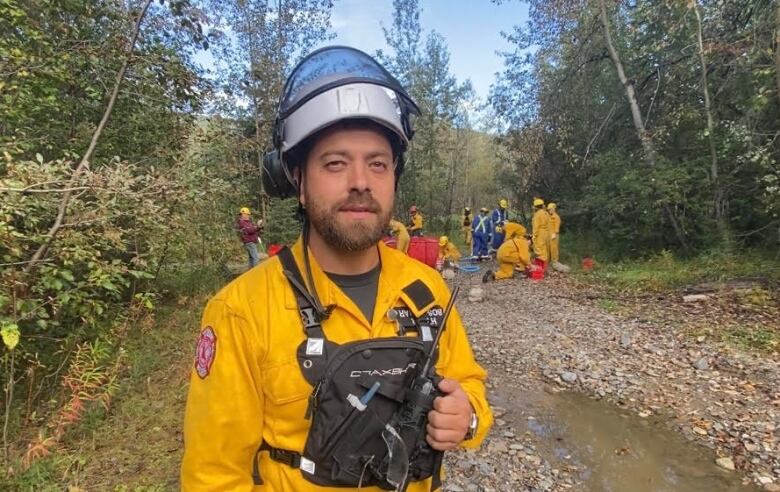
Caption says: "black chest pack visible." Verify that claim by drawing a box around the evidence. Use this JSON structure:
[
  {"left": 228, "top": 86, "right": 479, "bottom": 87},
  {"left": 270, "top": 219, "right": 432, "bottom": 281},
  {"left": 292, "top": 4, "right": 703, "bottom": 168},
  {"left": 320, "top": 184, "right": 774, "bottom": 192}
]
[{"left": 253, "top": 247, "right": 457, "bottom": 491}]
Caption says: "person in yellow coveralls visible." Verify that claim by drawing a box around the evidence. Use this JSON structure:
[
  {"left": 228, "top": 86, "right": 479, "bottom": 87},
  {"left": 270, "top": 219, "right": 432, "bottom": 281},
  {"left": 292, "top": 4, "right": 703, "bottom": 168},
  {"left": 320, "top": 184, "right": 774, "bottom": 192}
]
[
  {"left": 388, "top": 218, "right": 410, "bottom": 254},
  {"left": 461, "top": 207, "right": 473, "bottom": 249},
  {"left": 547, "top": 202, "right": 561, "bottom": 263},
  {"left": 181, "top": 46, "right": 492, "bottom": 492},
  {"left": 531, "top": 198, "right": 551, "bottom": 269},
  {"left": 408, "top": 205, "right": 424, "bottom": 236},
  {"left": 436, "top": 236, "right": 461, "bottom": 271},
  {"left": 502, "top": 221, "right": 526, "bottom": 242},
  {"left": 481, "top": 222, "right": 531, "bottom": 282}
]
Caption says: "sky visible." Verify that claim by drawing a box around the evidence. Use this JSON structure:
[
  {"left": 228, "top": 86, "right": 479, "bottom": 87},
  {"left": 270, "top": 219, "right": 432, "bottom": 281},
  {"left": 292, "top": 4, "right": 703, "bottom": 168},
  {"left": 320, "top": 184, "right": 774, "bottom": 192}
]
[
  {"left": 329, "top": 0, "right": 530, "bottom": 101},
  {"left": 195, "top": 1, "right": 530, "bottom": 104}
]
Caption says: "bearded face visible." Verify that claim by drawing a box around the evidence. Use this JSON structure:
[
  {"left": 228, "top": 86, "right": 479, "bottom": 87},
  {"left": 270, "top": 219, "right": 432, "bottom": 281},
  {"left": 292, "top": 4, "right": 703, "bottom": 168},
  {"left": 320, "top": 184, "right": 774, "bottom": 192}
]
[{"left": 299, "top": 124, "right": 396, "bottom": 252}]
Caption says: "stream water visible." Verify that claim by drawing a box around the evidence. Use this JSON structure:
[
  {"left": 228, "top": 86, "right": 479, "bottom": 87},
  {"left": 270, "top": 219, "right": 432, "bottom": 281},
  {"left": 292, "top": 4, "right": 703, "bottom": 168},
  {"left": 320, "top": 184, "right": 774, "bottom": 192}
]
[{"left": 491, "top": 387, "right": 760, "bottom": 491}]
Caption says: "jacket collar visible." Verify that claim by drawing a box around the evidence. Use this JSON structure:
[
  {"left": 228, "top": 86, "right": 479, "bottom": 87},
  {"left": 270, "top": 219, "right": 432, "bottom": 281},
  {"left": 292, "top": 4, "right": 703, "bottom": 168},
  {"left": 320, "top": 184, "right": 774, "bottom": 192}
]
[{"left": 283, "top": 237, "right": 433, "bottom": 329}]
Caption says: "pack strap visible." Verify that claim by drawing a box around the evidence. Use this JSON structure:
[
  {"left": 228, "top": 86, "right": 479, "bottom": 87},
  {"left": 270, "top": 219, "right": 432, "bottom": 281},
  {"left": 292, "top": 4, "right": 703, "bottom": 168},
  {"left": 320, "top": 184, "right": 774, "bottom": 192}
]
[
  {"left": 252, "top": 441, "right": 302, "bottom": 484},
  {"left": 261, "top": 441, "right": 302, "bottom": 468},
  {"left": 278, "top": 246, "right": 327, "bottom": 340}
]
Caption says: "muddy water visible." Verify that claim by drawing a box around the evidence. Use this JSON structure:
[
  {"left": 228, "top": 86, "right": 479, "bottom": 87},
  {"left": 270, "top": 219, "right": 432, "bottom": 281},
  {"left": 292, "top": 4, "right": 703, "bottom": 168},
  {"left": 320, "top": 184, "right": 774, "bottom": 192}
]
[{"left": 492, "top": 388, "right": 761, "bottom": 492}]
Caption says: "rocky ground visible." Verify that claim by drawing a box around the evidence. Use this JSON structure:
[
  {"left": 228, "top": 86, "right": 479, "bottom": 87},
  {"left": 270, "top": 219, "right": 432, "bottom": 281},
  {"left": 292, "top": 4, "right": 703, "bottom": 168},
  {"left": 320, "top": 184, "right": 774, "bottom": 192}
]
[{"left": 442, "top": 269, "right": 779, "bottom": 492}]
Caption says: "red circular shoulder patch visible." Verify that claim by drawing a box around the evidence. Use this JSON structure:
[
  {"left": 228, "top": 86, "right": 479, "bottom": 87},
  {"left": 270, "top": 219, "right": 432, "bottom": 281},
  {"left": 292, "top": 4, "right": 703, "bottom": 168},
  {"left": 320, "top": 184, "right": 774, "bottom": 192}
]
[{"left": 195, "top": 327, "right": 217, "bottom": 379}]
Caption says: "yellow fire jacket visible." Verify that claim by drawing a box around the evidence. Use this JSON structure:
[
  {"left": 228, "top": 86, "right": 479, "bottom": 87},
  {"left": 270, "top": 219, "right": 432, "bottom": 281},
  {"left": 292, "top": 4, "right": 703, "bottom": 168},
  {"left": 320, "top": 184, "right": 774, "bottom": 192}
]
[
  {"left": 549, "top": 211, "right": 561, "bottom": 236},
  {"left": 409, "top": 213, "right": 423, "bottom": 232},
  {"left": 502, "top": 222, "right": 527, "bottom": 240},
  {"left": 532, "top": 208, "right": 551, "bottom": 262},
  {"left": 181, "top": 238, "right": 492, "bottom": 491},
  {"left": 388, "top": 219, "right": 410, "bottom": 254},
  {"left": 437, "top": 242, "right": 461, "bottom": 263},
  {"left": 497, "top": 237, "right": 531, "bottom": 268}
]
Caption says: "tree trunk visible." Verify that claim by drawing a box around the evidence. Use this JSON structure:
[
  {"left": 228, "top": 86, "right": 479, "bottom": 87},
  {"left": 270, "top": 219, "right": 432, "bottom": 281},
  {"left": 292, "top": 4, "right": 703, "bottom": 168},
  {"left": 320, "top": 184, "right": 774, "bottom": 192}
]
[
  {"left": 693, "top": 0, "right": 730, "bottom": 245},
  {"left": 23, "top": 0, "right": 153, "bottom": 274},
  {"left": 597, "top": 0, "right": 689, "bottom": 251},
  {"left": 598, "top": 0, "right": 655, "bottom": 167},
  {"left": 246, "top": 13, "right": 267, "bottom": 222}
]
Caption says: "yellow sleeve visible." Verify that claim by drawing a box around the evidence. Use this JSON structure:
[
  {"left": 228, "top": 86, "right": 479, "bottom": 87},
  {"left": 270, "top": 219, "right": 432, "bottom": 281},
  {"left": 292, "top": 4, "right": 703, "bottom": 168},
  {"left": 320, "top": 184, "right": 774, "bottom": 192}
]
[
  {"left": 448, "top": 244, "right": 461, "bottom": 262},
  {"left": 181, "top": 299, "right": 265, "bottom": 491},
  {"left": 436, "top": 305, "right": 492, "bottom": 448},
  {"left": 532, "top": 212, "right": 540, "bottom": 239}
]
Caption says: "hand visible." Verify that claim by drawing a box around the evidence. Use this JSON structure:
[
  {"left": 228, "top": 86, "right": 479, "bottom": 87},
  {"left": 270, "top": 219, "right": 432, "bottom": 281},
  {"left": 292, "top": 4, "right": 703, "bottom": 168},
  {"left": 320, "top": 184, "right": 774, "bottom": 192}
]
[
  {"left": 426, "top": 378, "right": 472, "bottom": 450},
  {"left": 551, "top": 233, "right": 557, "bottom": 239}
]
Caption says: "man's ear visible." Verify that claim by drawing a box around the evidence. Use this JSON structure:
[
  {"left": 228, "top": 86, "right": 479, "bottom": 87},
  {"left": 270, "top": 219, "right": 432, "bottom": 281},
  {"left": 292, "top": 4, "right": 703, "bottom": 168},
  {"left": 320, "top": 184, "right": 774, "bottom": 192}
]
[{"left": 293, "top": 167, "right": 304, "bottom": 207}]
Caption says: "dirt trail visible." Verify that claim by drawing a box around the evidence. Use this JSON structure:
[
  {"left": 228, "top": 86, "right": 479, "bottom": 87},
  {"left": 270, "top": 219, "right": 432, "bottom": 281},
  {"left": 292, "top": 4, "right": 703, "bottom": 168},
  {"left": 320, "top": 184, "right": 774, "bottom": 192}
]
[
  {"left": 60, "top": 273, "right": 779, "bottom": 491},
  {"left": 443, "top": 270, "right": 778, "bottom": 491}
]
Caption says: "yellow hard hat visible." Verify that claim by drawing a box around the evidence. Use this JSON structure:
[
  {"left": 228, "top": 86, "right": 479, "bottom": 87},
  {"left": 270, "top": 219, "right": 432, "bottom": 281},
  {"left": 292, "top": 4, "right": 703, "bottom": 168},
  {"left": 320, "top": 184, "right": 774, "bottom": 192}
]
[
  {"left": 533, "top": 198, "right": 544, "bottom": 207},
  {"left": 240, "top": 207, "right": 250, "bottom": 214},
  {"left": 499, "top": 199, "right": 508, "bottom": 208},
  {"left": 547, "top": 202, "right": 557, "bottom": 210},
  {"left": 438, "top": 236, "right": 448, "bottom": 246}
]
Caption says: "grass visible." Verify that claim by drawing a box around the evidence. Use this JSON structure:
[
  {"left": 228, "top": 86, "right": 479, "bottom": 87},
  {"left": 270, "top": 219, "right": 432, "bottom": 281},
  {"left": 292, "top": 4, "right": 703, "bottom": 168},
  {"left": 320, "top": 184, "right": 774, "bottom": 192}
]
[
  {"left": 597, "top": 298, "right": 620, "bottom": 313},
  {"left": 572, "top": 248, "right": 780, "bottom": 292},
  {"left": 1, "top": 272, "right": 222, "bottom": 491},
  {"left": 722, "top": 324, "right": 779, "bottom": 352}
]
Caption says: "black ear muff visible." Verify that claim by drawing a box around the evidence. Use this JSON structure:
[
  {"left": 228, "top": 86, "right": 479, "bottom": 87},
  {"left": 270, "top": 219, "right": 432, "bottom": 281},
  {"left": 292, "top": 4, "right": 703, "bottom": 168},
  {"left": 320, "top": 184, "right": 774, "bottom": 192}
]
[{"left": 262, "top": 150, "right": 297, "bottom": 199}]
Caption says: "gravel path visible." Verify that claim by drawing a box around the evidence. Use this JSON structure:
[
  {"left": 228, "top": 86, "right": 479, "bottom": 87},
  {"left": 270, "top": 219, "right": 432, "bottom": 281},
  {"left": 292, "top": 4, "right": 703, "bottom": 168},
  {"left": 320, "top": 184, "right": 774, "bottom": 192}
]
[{"left": 442, "top": 270, "right": 779, "bottom": 491}]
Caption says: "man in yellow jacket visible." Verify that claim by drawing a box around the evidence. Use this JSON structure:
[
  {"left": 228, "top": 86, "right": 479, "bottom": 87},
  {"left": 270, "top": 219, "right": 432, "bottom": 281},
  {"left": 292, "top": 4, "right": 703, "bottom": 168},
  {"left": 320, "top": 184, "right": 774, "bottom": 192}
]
[
  {"left": 502, "top": 221, "right": 527, "bottom": 242},
  {"left": 482, "top": 234, "right": 532, "bottom": 282},
  {"left": 408, "top": 205, "right": 424, "bottom": 236},
  {"left": 182, "top": 46, "right": 491, "bottom": 491},
  {"left": 547, "top": 202, "right": 561, "bottom": 263},
  {"left": 436, "top": 235, "right": 461, "bottom": 271},
  {"left": 388, "top": 218, "right": 410, "bottom": 254},
  {"left": 532, "top": 198, "right": 550, "bottom": 268}
]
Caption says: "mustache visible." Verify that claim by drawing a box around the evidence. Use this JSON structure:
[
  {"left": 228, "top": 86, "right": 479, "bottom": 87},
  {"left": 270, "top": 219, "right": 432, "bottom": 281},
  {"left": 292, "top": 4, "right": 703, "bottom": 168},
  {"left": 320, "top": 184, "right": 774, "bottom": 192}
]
[{"left": 336, "top": 192, "right": 381, "bottom": 213}]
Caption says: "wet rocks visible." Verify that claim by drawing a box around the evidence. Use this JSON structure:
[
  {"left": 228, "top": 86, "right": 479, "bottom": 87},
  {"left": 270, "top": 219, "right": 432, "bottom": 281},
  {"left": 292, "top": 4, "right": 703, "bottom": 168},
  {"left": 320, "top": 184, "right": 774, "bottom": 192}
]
[
  {"left": 559, "top": 371, "right": 578, "bottom": 383},
  {"left": 450, "top": 272, "right": 779, "bottom": 489},
  {"left": 468, "top": 287, "right": 484, "bottom": 302},
  {"left": 620, "top": 332, "right": 633, "bottom": 348},
  {"left": 717, "top": 456, "right": 736, "bottom": 471},
  {"left": 694, "top": 357, "right": 710, "bottom": 371}
]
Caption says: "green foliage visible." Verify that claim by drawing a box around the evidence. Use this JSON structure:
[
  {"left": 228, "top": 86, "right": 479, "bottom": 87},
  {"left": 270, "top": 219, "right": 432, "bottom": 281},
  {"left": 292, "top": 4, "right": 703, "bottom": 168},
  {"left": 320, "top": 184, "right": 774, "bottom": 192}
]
[
  {"left": 580, "top": 248, "right": 780, "bottom": 292},
  {"left": 264, "top": 198, "right": 301, "bottom": 245},
  {"left": 491, "top": 0, "right": 780, "bottom": 255}
]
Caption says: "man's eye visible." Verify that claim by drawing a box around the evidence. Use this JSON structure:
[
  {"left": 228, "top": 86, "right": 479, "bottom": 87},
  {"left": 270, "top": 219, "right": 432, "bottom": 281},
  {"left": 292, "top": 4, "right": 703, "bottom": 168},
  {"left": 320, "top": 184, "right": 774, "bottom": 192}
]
[
  {"left": 370, "top": 161, "right": 390, "bottom": 171},
  {"left": 325, "top": 161, "right": 346, "bottom": 170}
]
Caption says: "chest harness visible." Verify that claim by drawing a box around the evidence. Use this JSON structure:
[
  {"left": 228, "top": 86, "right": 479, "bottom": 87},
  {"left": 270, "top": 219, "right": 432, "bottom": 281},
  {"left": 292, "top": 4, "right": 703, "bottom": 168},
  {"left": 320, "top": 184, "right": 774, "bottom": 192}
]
[{"left": 253, "top": 247, "right": 454, "bottom": 491}]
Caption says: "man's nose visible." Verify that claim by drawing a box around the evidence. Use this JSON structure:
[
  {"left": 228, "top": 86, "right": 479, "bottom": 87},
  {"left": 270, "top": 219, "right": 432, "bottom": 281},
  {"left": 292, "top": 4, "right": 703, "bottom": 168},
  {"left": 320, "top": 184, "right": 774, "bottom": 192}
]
[{"left": 346, "top": 162, "right": 370, "bottom": 191}]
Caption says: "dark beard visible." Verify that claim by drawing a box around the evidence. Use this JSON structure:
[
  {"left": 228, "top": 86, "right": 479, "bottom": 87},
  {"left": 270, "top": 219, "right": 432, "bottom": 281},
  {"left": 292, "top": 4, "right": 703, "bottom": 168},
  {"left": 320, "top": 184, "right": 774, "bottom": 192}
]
[{"left": 305, "top": 190, "right": 392, "bottom": 252}]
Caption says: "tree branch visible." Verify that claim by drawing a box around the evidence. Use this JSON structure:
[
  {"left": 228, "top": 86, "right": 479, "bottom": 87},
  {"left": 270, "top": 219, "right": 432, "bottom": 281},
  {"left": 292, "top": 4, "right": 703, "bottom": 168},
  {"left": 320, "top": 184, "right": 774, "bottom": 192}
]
[{"left": 23, "top": 0, "right": 154, "bottom": 274}]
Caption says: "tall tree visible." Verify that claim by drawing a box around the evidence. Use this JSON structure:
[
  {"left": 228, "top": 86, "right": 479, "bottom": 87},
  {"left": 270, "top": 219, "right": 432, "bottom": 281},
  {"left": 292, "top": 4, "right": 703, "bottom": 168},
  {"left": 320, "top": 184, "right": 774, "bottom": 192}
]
[{"left": 208, "top": 0, "right": 334, "bottom": 218}]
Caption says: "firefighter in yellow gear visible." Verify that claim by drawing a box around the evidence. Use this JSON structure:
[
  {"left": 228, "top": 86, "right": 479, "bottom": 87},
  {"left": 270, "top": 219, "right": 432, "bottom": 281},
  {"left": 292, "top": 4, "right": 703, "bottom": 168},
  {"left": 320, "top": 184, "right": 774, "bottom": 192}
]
[
  {"left": 495, "top": 235, "right": 532, "bottom": 280},
  {"left": 408, "top": 205, "right": 424, "bottom": 236},
  {"left": 182, "top": 46, "right": 491, "bottom": 491},
  {"left": 547, "top": 202, "right": 561, "bottom": 263},
  {"left": 389, "top": 218, "right": 410, "bottom": 254},
  {"left": 532, "top": 198, "right": 550, "bottom": 264},
  {"left": 182, "top": 241, "right": 492, "bottom": 490},
  {"left": 437, "top": 236, "right": 461, "bottom": 270},
  {"left": 502, "top": 221, "right": 527, "bottom": 241},
  {"left": 462, "top": 207, "right": 473, "bottom": 248}
]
